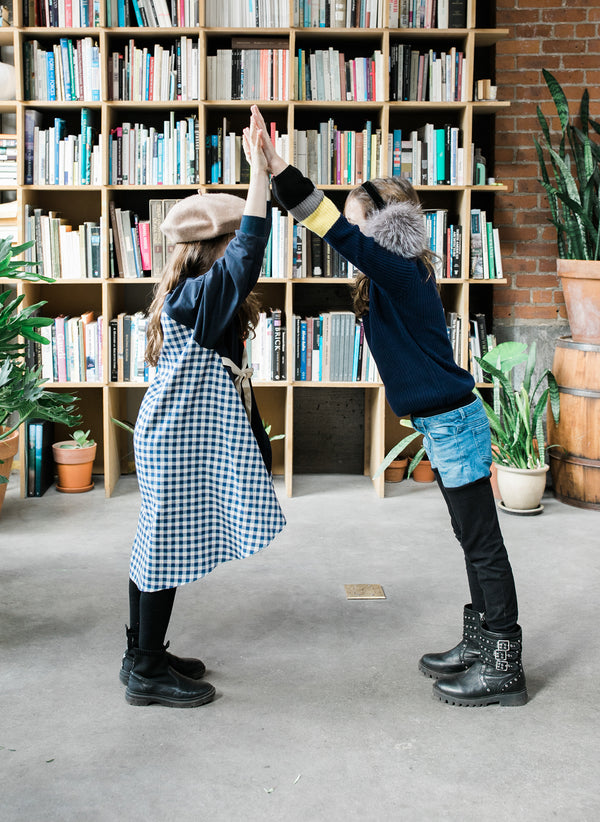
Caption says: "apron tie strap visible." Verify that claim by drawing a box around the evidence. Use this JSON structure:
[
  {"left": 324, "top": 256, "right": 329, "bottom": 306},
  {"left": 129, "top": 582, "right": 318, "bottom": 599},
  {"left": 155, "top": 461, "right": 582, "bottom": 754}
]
[{"left": 221, "top": 348, "right": 254, "bottom": 422}]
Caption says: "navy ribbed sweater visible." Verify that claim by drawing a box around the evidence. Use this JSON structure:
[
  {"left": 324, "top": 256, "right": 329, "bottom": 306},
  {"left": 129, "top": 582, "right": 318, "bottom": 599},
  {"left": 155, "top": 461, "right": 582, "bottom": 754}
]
[{"left": 272, "top": 165, "right": 474, "bottom": 417}]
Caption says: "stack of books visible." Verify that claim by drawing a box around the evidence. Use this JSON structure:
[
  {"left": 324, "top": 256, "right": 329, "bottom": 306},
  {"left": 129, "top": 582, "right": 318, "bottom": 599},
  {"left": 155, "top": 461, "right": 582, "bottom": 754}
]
[
  {"left": 295, "top": 48, "right": 385, "bottom": 101},
  {"left": 206, "top": 0, "right": 288, "bottom": 26},
  {"left": 24, "top": 109, "right": 101, "bottom": 186},
  {"left": 206, "top": 44, "right": 289, "bottom": 101},
  {"left": 109, "top": 37, "right": 200, "bottom": 101},
  {"left": 469, "top": 209, "right": 504, "bottom": 280},
  {"left": 24, "top": 205, "right": 103, "bottom": 279},
  {"left": 292, "top": 312, "right": 379, "bottom": 382},
  {"left": 24, "top": 38, "right": 101, "bottom": 102},
  {"left": 294, "top": 0, "right": 384, "bottom": 27},
  {"left": 293, "top": 120, "right": 383, "bottom": 185},
  {"left": 247, "top": 309, "right": 287, "bottom": 382},
  {"left": 28, "top": 312, "right": 104, "bottom": 384},
  {"left": 0, "top": 134, "right": 17, "bottom": 185}
]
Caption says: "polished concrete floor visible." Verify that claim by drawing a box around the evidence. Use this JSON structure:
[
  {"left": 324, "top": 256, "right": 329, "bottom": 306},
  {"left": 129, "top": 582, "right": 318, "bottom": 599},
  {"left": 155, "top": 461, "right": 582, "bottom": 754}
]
[{"left": 1, "top": 473, "right": 598, "bottom": 821}]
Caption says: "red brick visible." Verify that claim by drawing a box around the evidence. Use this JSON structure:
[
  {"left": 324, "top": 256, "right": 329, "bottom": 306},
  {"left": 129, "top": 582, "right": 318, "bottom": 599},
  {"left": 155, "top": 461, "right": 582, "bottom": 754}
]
[
  {"left": 500, "top": 40, "right": 541, "bottom": 55},
  {"left": 575, "top": 24, "right": 597, "bottom": 38},
  {"left": 515, "top": 305, "right": 560, "bottom": 320},
  {"left": 493, "top": 305, "right": 514, "bottom": 319},
  {"left": 558, "top": 305, "right": 568, "bottom": 319},
  {"left": 553, "top": 291, "right": 565, "bottom": 304},
  {"left": 515, "top": 274, "right": 559, "bottom": 288},
  {"left": 532, "top": 289, "right": 553, "bottom": 303},
  {"left": 495, "top": 289, "right": 528, "bottom": 305}
]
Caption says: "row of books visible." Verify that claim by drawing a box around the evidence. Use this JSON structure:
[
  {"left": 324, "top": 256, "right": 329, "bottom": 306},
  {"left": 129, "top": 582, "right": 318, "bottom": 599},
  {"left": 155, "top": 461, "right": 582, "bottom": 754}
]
[
  {"left": 30, "top": 311, "right": 104, "bottom": 383},
  {"left": 24, "top": 38, "right": 101, "bottom": 102},
  {"left": 423, "top": 210, "right": 463, "bottom": 280},
  {"left": 106, "top": 0, "right": 198, "bottom": 27},
  {"left": 108, "top": 115, "right": 199, "bottom": 186},
  {"left": 294, "top": 0, "right": 384, "bottom": 28},
  {"left": 0, "top": 201, "right": 18, "bottom": 242},
  {"left": 205, "top": 123, "right": 288, "bottom": 185},
  {"left": 247, "top": 309, "right": 287, "bottom": 382},
  {"left": 24, "top": 109, "right": 101, "bottom": 186},
  {"left": 109, "top": 37, "right": 200, "bottom": 102},
  {"left": 260, "top": 208, "right": 289, "bottom": 279},
  {"left": 206, "top": 0, "right": 288, "bottom": 27},
  {"left": 390, "top": 45, "right": 466, "bottom": 103},
  {"left": 24, "top": 205, "right": 103, "bottom": 279},
  {"left": 293, "top": 121, "right": 384, "bottom": 185},
  {"left": 292, "top": 312, "right": 380, "bottom": 382},
  {"left": 469, "top": 208, "right": 504, "bottom": 280},
  {"left": 403, "top": 123, "right": 464, "bottom": 186},
  {"left": 469, "top": 313, "right": 496, "bottom": 383},
  {"left": 295, "top": 48, "right": 385, "bottom": 102},
  {"left": 445, "top": 310, "right": 462, "bottom": 365},
  {"left": 0, "top": 134, "right": 17, "bottom": 184},
  {"left": 109, "top": 203, "right": 151, "bottom": 278},
  {"left": 292, "top": 227, "right": 352, "bottom": 278},
  {"left": 23, "top": 0, "right": 100, "bottom": 26},
  {"left": 206, "top": 47, "right": 289, "bottom": 102},
  {"left": 390, "top": 0, "right": 467, "bottom": 29},
  {"left": 25, "top": 419, "right": 55, "bottom": 498}
]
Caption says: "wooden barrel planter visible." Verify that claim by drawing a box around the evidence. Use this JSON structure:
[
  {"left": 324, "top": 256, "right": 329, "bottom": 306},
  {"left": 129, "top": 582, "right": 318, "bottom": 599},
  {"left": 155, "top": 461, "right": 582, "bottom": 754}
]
[{"left": 547, "top": 337, "right": 600, "bottom": 510}]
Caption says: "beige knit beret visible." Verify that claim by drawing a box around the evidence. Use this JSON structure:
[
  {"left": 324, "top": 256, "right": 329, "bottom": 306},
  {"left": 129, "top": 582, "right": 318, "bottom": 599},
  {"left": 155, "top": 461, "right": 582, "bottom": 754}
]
[{"left": 160, "top": 192, "right": 246, "bottom": 243}]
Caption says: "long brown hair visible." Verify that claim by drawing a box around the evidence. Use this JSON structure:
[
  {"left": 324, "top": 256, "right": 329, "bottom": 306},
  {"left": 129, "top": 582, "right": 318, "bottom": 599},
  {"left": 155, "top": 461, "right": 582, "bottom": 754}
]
[
  {"left": 346, "top": 177, "right": 436, "bottom": 317},
  {"left": 145, "top": 236, "right": 261, "bottom": 367}
]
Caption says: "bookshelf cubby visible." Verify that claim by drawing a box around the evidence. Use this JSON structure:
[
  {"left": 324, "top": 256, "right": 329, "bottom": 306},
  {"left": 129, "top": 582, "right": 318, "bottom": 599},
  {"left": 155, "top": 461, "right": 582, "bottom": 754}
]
[{"left": 0, "top": 0, "right": 508, "bottom": 498}]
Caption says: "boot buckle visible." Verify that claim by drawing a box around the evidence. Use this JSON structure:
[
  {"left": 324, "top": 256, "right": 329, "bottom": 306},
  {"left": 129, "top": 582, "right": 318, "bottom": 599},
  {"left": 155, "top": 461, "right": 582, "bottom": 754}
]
[{"left": 495, "top": 659, "right": 509, "bottom": 671}]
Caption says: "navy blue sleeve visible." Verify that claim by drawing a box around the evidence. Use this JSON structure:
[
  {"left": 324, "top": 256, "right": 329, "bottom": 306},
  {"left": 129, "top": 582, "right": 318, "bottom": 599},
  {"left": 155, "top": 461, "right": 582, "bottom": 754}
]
[
  {"left": 163, "top": 212, "right": 270, "bottom": 349},
  {"left": 324, "top": 216, "right": 423, "bottom": 296}
]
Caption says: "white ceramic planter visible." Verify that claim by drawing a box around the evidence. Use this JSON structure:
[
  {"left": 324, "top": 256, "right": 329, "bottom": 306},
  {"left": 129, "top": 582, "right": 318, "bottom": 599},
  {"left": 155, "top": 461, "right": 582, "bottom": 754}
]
[{"left": 496, "top": 463, "right": 549, "bottom": 511}]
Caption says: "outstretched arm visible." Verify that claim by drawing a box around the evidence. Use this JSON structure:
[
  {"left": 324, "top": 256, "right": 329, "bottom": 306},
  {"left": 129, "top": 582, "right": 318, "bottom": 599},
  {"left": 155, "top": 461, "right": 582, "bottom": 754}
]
[{"left": 251, "top": 105, "right": 289, "bottom": 176}]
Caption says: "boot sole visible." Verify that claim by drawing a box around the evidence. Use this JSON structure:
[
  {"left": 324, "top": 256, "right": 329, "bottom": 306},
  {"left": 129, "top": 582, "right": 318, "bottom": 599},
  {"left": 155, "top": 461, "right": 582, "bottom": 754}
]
[
  {"left": 125, "top": 684, "right": 216, "bottom": 708},
  {"left": 418, "top": 661, "right": 471, "bottom": 680},
  {"left": 433, "top": 688, "right": 528, "bottom": 707}
]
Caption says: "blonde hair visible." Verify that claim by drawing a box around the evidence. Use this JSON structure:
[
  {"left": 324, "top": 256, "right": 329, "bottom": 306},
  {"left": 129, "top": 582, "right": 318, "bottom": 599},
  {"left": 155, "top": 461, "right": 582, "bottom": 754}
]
[
  {"left": 145, "top": 236, "right": 261, "bottom": 367},
  {"left": 346, "top": 177, "right": 436, "bottom": 317}
]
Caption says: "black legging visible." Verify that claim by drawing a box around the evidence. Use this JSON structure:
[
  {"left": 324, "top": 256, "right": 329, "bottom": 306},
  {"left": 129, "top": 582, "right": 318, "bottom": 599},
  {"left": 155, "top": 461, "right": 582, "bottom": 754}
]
[
  {"left": 129, "top": 579, "right": 177, "bottom": 650},
  {"left": 434, "top": 469, "right": 518, "bottom": 633}
]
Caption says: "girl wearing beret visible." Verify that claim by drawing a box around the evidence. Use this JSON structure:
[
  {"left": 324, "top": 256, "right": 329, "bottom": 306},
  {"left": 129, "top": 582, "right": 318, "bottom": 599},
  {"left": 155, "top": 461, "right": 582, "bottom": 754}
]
[
  {"left": 122, "top": 120, "right": 286, "bottom": 708},
  {"left": 250, "top": 105, "right": 526, "bottom": 708}
]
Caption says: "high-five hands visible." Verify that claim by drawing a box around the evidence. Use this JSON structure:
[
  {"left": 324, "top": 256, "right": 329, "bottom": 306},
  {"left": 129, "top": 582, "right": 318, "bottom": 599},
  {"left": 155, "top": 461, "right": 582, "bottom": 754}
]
[{"left": 250, "top": 105, "right": 289, "bottom": 176}]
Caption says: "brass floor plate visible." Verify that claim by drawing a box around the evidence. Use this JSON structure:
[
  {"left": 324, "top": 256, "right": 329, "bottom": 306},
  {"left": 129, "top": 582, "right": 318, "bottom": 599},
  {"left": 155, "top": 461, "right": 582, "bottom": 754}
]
[{"left": 344, "top": 584, "right": 386, "bottom": 600}]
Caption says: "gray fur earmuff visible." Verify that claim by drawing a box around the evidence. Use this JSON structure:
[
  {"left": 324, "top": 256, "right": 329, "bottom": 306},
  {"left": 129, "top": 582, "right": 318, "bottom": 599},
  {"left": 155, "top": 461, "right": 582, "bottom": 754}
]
[{"left": 363, "top": 200, "right": 427, "bottom": 259}]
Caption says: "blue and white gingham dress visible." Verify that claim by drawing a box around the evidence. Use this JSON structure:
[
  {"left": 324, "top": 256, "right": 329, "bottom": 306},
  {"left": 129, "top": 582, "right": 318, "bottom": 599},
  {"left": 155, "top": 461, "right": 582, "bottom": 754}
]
[{"left": 130, "top": 313, "right": 286, "bottom": 592}]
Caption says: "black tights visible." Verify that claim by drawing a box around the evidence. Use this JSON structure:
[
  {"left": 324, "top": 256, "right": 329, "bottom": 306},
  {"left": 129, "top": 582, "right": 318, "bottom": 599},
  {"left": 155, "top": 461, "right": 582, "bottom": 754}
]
[
  {"left": 128, "top": 579, "right": 177, "bottom": 650},
  {"left": 434, "top": 469, "right": 518, "bottom": 633}
]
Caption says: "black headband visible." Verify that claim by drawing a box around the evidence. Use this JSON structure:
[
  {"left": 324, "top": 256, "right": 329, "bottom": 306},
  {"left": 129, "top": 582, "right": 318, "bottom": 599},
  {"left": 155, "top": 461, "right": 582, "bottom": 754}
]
[{"left": 361, "top": 180, "right": 386, "bottom": 211}]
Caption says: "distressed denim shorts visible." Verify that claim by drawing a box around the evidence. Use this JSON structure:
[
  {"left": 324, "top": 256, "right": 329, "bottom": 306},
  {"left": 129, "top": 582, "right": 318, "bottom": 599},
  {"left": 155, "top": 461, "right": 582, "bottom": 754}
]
[{"left": 411, "top": 396, "right": 492, "bottom": 488}]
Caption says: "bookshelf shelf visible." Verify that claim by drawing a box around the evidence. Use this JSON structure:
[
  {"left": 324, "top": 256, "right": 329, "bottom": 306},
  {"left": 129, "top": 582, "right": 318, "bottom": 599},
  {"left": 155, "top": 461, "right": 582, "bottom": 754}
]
[{"left": 4, "top": 0, "right": 506, "bottom": 500}]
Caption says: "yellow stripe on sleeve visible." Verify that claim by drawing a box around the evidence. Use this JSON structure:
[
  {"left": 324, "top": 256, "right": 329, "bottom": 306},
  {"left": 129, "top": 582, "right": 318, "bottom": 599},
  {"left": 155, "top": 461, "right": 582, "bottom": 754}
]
[{"left": 302, "top": 197, "right": 341, "bottom": 238}]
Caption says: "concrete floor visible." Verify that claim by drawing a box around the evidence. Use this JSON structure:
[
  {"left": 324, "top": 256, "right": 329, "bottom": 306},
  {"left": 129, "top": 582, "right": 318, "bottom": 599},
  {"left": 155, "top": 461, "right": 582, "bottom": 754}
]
[{"left": 1, "top": 473, "right": 598, "bottom": 821}]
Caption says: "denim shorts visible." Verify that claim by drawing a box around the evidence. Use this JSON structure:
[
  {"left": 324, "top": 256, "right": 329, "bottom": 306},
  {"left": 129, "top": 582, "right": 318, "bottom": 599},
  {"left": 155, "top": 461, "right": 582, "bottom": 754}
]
[{"left": 411, "top": 396, "right": 492, "bottom": 488}]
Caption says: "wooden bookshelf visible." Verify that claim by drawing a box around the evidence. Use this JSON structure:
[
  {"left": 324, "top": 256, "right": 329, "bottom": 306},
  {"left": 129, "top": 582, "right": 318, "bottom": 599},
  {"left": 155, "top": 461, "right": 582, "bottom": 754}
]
[{"left": 1, "top": 0, "right": 508, "bottom": 498}]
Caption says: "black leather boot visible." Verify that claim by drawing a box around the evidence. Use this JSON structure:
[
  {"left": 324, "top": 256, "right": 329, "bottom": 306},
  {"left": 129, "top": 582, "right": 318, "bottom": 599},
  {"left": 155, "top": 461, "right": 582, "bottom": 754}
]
[
  {"left": 120, "top": 625, "right": 206, "bottom": 686},
  {"left": 418, "top": 605, "right": 481, "bottom": 679},
  {"left": 125, "top": 647, "right": 216, "bottom": 708},
  {"left": 432, "top": 624, "right": 528, "bottom": 707}
]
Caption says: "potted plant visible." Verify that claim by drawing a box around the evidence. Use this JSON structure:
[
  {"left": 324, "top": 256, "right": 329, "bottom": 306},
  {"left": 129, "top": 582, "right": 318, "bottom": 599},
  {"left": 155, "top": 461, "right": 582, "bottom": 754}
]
[
  {"left": 0, "top": 237, "right": 80, "bottom": 512},
  {"left": 534, "top": 68, "right": 600, "bottom": 344},
  {"left": 52, "top": 429, "right": 96, "bottom": 493},
  {"left": 374, "top": 420, "right": 433, "bottom": 483},
  {"left": 475, "top": 341, "right": 561, "bottom": 514}
]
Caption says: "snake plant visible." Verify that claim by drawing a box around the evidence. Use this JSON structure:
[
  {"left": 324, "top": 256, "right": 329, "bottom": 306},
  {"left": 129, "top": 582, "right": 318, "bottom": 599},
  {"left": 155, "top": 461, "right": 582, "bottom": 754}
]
[
  {"left": 475, "top": 341, "right": 560, "bottom": 470},
  {"left": 534, "top": 68, "right": 600, "bottom": 260}
]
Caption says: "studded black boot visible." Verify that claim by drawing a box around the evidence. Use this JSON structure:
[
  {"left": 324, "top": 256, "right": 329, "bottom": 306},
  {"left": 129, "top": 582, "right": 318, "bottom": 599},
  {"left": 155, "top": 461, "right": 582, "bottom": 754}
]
[
  {"left": 418, "top": 605, "right": 481, "bottom": 679},
  {"left": 120, "top": 625, "right": 206, "bottom": 686},
  {"left": 432, "top": 624, "right": 528, "bottom": 707},
  {"left": 125, "top": 647, "right": 216, "bottom": 708}
]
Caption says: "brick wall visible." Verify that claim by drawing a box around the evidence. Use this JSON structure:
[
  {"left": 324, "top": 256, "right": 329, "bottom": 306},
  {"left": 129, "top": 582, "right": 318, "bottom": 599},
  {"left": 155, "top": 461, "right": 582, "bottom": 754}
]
[{"left": 494, "top": 1, "right": 598, "bottom": 341}]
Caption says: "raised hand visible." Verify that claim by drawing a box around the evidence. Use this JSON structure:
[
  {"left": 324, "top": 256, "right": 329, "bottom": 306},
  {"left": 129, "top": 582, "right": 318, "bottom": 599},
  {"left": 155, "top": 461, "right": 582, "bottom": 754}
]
[{"left": 250, "top": 105, "right": 287, "bottom": 175}]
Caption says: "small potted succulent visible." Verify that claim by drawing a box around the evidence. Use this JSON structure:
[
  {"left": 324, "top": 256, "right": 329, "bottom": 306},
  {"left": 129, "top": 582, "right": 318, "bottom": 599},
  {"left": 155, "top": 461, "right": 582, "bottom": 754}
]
[{"left": 52, "top": 429, "right": 97, "bottom": 493}]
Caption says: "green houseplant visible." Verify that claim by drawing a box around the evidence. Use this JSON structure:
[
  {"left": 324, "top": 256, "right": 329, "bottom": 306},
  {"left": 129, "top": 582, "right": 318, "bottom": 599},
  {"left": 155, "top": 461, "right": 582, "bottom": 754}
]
[
  {"left": 534, "top": 68, "right": 600, "bottom": 344},
  {"left": 373, "top": 419, "right": 431, "bottom": 483},
  {"left": 475, "top": 341, "right": 561, "bottom": 512},
  {"left": 0, "top": 237, "right": 80, "bottom": 507}
]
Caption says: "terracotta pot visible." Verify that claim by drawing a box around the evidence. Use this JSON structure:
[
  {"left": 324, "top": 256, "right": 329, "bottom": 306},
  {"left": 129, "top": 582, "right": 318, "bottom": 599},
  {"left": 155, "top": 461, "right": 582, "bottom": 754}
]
[
  {"left": 0, "top": 428, "right": 20, "bottom": 512},
  {"left": 52, "top": 441, "right": 97, "bottom": 493},
  {"left": 557, "top": 259, "right": 600, "bottom": 345},
  {"left": 384, "top": 457, "right": 408, "bottom": 482},
  {"left": 411, "top": 458, "right": 435, "bottom": 483},
  {"left": 496, "top": 463, "right": 549, "bottom": 511}
]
